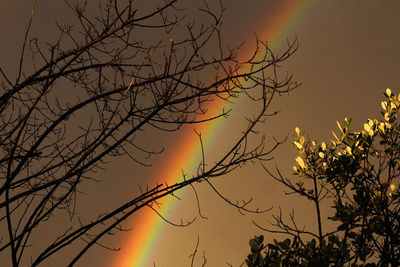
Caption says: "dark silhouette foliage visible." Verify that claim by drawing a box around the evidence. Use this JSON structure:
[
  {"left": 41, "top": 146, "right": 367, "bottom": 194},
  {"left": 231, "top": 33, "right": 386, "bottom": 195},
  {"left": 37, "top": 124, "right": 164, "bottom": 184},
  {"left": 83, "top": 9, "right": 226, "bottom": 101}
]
[{"left": 246, "top": 89, "right": 400, "bottom": 267}]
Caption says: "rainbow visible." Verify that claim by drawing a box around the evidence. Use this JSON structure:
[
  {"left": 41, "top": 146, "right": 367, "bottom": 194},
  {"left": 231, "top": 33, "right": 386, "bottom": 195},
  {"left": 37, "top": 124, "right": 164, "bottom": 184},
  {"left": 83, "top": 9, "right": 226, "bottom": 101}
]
[{"left": 112, "top": 0, "right": 313, "bottom": 266}]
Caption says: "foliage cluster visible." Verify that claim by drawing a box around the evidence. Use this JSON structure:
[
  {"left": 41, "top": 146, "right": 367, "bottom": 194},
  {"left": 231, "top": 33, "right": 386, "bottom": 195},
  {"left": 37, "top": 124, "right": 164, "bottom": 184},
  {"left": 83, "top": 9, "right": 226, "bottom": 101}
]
[{"left": 246, "top": 89, "right": 400, "bottom": 266}]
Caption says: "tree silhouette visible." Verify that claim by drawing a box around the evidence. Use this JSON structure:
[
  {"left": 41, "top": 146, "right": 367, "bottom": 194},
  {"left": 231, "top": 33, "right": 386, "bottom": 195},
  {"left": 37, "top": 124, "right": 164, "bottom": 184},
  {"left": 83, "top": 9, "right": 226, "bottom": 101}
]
[
  {"left": 0, "top": 0, "right": 297, "bottom": 265},
  {"left": 246, "top": 89, "right": 400, "bottom": 266}
]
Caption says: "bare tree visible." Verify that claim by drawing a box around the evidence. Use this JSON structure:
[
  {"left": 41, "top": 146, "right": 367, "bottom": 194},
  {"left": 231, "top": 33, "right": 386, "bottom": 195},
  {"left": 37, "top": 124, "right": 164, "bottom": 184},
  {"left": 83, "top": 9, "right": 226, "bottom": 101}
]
[{"left": 0, "top": 0, "right": 297, "bottom": 266}]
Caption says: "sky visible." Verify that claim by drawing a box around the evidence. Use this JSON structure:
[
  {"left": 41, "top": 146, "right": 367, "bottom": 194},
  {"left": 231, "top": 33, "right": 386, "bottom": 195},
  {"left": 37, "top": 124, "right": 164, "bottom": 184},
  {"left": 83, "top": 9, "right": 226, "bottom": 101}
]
[{"left": 1, "top": 0, "right": 400, "bottom": 266}]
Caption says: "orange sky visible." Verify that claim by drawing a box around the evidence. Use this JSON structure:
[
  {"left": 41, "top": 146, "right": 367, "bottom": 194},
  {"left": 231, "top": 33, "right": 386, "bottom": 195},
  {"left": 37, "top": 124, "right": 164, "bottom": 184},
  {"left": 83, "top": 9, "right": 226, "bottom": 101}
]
[{"left": 1, "top": 1, "right": 400, "bottom": 266}]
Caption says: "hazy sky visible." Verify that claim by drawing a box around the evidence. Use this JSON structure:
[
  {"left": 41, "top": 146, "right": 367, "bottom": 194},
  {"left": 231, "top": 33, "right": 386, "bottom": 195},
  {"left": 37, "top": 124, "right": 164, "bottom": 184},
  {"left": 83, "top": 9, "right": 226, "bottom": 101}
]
[{"left": 1, "top": 1, "right": 400, "bottom": 266}]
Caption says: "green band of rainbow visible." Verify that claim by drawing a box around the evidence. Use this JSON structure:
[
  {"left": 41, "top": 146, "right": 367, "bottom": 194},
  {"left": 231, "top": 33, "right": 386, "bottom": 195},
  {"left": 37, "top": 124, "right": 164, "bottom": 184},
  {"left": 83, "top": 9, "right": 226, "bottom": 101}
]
[{"left": 112, "top": 0, "right": 312, "bottom": 266}]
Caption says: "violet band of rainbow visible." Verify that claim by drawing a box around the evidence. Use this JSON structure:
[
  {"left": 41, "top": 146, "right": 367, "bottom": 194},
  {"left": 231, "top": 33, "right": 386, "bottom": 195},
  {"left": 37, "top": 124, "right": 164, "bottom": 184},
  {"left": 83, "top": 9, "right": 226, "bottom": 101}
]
[{"left": 112, "top": 1, "right": 312, "bottom": 266}]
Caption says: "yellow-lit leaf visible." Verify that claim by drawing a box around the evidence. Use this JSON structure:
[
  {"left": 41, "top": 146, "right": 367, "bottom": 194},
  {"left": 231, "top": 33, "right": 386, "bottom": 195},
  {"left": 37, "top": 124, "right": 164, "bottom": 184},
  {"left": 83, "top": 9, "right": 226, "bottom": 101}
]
[
  {"left": 295, "top": 156, "right": 305, "bottom": 169},
  {"left": 384, "top": 112, "right": 390, "bottom": 121},
  {"left": 336, "top": 121, "right": 343, "bottom": 133},
  {"left": 299, "top": 136, "right": 305, "bottom": 145},
  {"left": 321, "top": 142, "right": 327, "bottom": 151},
  {"left": 368, "top": 119, "right": 374, "bottom": 127},
  {"left": 378, "top": 122, "right": 385, "bottom": 133},
  {"left": 295, "top": 127, "right": 300, "bottom": 136},
  {"left": 332, "top": 131, "right": 339, "bottom": 142},
  {"left": 364, "top": 123, "right": 371, "bottom": 133},
  {"left": 381, "top": 101, "right": 388, "bottom": 111},
  {"left": 391, "top": 183, "right": 397, "bottom": 191},
  {"left": 293, "top": 141, "right": 302, "bottom": 150}
]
